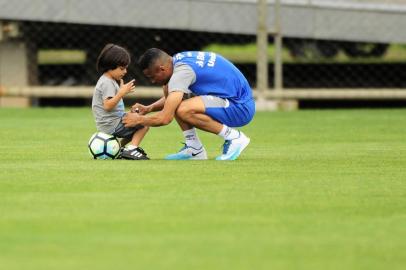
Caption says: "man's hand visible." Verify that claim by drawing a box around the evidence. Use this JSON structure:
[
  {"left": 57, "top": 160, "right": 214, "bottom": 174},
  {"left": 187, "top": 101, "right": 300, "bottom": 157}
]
[
  {"left": 123, "top": 92, "right": 184, "bottom": 127},
  {"left": 122, "top": 112, "right": 142, "bottom": 127},
  {"left": 131, "top": 103, "right": 151, "bottom": 115}
]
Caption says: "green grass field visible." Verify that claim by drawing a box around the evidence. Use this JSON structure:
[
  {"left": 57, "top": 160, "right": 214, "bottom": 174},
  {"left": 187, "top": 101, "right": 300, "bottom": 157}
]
[{"left": 0, "top": 108, "right": 405, "bottom": 270}]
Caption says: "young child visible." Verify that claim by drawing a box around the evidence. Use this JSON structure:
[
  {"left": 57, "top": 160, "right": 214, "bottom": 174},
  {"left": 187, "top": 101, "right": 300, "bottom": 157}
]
[{"left": 92, "top": 43, "right": 149, "bottom": 160}]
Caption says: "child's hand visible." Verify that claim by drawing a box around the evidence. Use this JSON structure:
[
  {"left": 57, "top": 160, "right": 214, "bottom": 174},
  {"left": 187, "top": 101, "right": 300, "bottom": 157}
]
[{"left": 118, "top": 79, "right": 136, "bottom": 96}]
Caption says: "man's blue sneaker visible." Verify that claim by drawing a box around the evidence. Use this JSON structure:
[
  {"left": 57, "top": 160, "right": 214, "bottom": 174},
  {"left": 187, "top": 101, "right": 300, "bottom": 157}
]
[
  {"left": 215, "top": 131, "right": 250, "bottom": 161},
  {"left": 165, "top": 143, "right": 208, "bottom": 160}
]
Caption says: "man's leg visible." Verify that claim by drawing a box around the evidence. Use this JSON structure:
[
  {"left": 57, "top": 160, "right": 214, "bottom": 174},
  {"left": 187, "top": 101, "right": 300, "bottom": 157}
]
[
  {"left": 175, "top": 97, "right": 223, "bottom": 134},
  {"left": 176, "top": 96, "right": 251, "bottom": 160},
  {"left": 174, "top": 115, "right": 203, "bottom": 149},
  {"left": 164, "top": 114, "right": 208, "bottom": 160}
]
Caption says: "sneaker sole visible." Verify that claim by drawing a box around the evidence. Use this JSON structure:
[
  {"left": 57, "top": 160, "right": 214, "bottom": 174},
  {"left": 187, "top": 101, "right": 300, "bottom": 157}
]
[
  {"left": 165, "top": 153, "right": 208, "bottom": 160},
  {"left": 190, "top": 154, "right": 208, "bottom": 160},
  {"left": 121, "top": 154, "right": 149, "bottom": 160}
]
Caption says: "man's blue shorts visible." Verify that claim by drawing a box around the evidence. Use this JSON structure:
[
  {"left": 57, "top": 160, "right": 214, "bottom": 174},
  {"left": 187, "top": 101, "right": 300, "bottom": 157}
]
[{"left": 203, "top": 96, "right": 256, "bottom": 127}]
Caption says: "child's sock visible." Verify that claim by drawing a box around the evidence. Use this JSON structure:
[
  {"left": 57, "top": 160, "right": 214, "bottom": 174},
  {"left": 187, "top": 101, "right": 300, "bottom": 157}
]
[{"left": 125, "top": 144, "right": 138, "bottom": 150}]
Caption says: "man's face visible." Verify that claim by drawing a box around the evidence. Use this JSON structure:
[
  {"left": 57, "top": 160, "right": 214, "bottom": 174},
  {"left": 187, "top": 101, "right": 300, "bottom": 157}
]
[{"left": 143, "top": 63, "right": 171, "bottom": 86}]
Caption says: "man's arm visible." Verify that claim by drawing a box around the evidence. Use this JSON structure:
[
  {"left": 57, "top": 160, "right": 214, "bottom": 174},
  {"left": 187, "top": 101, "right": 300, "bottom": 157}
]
[
  {"left": 149, "top": 96, "right": 166, "bottom": 112},
  {"left": 123, "top": 91, "right": 184, "bottom": 127},
  {"left": 147, "top": 85, "right": 169, "bottom": 112},
  {"left": 132, "top": 96, "right": 165, "bottom": 114},
  {"left": 131, "top": 85, "right": 168, "bottom": 114}
]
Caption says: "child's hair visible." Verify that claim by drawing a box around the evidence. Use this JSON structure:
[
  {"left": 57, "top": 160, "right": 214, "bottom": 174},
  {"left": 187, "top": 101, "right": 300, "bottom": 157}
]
[{"left": 96, "top": 44, "right": 131, "bottom": 74}]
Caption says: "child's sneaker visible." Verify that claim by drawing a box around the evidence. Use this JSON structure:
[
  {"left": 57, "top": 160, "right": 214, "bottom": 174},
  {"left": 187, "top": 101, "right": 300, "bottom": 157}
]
[
  {"left": 165, "top": 143, "right": 207, "bottom": 160},
  {"left": 215, "top": 131, "right": 250, "bottom": 161},
  {"left": 121, "top": 147, "right": 149, "bottom": 160}
]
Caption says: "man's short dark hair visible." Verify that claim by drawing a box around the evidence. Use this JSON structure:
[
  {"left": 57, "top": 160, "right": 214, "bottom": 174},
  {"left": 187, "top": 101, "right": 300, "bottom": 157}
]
[
  {"left": 96, "top": 44, "right": 131, "bottom": 73},
  {"left": 137, "top": 48, "right": 166, "bottom": 71}
]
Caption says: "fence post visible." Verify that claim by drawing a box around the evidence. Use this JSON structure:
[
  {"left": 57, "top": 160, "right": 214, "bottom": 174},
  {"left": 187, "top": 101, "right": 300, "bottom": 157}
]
[
  {"left": 256, "top": 0, "right": 274, "bottom": 110},
  {"left": 256, "top": 0, "right": 268, "bottom": 98},
  {"left": 274, "top": 0, "right": 283, "bottom": 94}
]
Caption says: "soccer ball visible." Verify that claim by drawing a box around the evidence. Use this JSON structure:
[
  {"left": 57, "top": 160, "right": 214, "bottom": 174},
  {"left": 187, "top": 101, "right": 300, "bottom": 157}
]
[{"left": 88, "top": 132, "right": 120, "bottom": 159}]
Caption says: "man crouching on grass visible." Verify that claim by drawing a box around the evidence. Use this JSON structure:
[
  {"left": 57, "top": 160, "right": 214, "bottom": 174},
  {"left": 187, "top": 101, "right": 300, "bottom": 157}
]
[{"left": 123, "top": 48, "right": 255, "bottom": 160}]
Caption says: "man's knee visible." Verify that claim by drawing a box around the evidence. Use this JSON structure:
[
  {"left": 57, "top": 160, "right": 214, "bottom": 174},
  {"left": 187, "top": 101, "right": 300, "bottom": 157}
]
[{"left": 176, "top": 103, "right": 194, "bottom": 119}]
